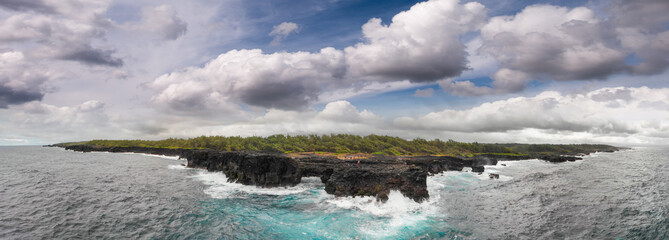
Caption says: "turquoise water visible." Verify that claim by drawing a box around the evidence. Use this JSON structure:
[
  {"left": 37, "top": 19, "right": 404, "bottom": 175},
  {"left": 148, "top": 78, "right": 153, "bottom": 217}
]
[{"left": 1, "top": 146, "right": 667, "bottom": 239}]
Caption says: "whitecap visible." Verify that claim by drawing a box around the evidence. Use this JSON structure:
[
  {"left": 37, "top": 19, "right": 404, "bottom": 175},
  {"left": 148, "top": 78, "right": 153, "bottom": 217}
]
[
  {"left": 135, "top": 153, "right": 181, "bottom": 160},
  {"left": 322, "top": 190, "right": 437, "bottom": 238},
  {"left": 167, "top": 164, "right": 187, "bottom": 170},
  {"left": 191, "top": 171, "right": 323, "bottom": 199}
]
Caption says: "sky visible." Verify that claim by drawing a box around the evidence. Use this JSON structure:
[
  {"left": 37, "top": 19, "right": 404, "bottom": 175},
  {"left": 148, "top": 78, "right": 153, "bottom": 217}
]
[{"left": 1, "top": 0, "right": 668, "bottom": 146}]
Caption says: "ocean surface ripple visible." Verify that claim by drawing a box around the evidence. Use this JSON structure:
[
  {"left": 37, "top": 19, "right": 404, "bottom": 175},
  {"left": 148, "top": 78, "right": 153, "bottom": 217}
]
[{"left": 0, "top": 146, "right": 667, "bottom": 239}]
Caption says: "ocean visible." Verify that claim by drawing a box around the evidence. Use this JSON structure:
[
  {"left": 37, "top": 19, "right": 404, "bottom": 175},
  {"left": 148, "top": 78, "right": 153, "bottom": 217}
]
[{"left": 0, "top": 146, "right": 667, "bottom": 239}]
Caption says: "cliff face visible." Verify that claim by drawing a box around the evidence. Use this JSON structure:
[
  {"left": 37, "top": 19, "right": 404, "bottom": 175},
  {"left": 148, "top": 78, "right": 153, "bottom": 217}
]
[
  {"left": 61, "top": 145, "right": 433, "bottom": 202},
  {"left": 58, "top": 144, "right": 589, "bottom": 202},
  {"left": 182, "top": 150, "right": 302, "bottom": 187}
]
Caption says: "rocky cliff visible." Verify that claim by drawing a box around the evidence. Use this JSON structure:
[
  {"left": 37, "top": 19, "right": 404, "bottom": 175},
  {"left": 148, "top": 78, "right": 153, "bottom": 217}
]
[{"left": 57, "top": 144, "right": 595, "bottom": 202}]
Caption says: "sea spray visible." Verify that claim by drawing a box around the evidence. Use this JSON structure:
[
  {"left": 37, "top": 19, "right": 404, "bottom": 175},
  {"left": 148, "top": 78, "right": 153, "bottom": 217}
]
[{"left": 193, "top": 171, "right": 323, "bottom": 198}]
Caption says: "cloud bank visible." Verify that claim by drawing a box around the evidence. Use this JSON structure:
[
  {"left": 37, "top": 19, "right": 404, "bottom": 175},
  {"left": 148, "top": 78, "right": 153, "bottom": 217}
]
[
  {"left": 203, "top": 87, "right": 669, "bottom": 145},
  {"left": 1, "top": 0, "right": 668, "bottom": 146},
  {"left": 148, "top": 0, "right": 487, "bottom": 113}
]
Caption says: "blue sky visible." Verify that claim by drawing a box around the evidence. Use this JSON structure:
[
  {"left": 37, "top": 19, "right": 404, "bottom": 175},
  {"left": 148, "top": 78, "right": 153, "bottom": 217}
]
[{"left": 1, "top": 0, "right": 668, "bottom": 146}]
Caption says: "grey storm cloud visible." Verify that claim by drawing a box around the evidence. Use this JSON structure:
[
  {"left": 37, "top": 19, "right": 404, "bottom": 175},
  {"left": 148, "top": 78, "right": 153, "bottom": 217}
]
[
  {"left": 0, "top": 0, "right": 127, "bottom": 67},
  {"left": 0, "top": 51, "right": 53, "bottom": 108},
  {"left": 610, "top": 0, "right": 669, "bottom": 75},
  {"left": 480, "top": 5, "right": 627, "bottom": 82},
  {"left": 0, "top": 0, "right": 55, "bottom": 14},
  {"left": 589, "top": 88, "right": 632, "bottom": 102},
  {"left": 238, "top": 81, "right": 319, "bottom": 110},
  {"left": 444, "top": 1, "right": 669, "bottom": 96},
  {"left": 123, "top": 5, "right": 188, "bottom": 41},
  {"left": 57, "top": 45, "right": 123, "bottom": 67},
  {"left": 0, "top": 85, "right": 43, "bottom": 108}
]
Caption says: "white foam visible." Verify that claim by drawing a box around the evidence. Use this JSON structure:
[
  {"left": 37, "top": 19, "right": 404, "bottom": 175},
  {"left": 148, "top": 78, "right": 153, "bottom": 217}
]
[
  {"left": 325, "top": 190, "right": 431, "bottom": 216},
  {"left": 138, "top": 153, "right": 181, "bottom": 160},
  {"left": 322, "top": 190, "right": 436, "bottom": 238},
  {"left": 192, "top": 171, "right": 323, "bottom": 199},
  {"left": 168, "top": 164, "right": 187, "bottom": 170}
]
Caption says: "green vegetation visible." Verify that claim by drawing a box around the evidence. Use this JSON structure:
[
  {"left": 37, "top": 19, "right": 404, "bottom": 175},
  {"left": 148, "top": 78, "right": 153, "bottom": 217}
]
[{"left": 72, "top": 134, "right": 620, "bottom": 156}]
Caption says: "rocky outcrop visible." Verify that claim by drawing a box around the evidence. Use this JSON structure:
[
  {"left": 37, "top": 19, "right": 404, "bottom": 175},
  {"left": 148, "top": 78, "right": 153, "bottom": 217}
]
[
  {"left": 183, "top": 150, "right": 301, "bottom": 187},
  {"left": 59, "top": 145, "right": 431, "bottom": 202},
  {"left": 401, "top": 155, "right": 503, "bottom": 174},
  {"left": 538, "top": 155, "right": 582, "bottom": 163},
  {"left": 57, "top": 144, "right": 605, "bottom": 202},
  {"left": 62, "top": 145, "right": 185, "bottom": 156}
]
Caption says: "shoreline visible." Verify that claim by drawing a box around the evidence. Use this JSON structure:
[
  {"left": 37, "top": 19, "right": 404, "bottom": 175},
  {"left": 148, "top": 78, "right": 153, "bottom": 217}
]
[{"left": 51, "top": 144, "right": 621, "bottom": 202}]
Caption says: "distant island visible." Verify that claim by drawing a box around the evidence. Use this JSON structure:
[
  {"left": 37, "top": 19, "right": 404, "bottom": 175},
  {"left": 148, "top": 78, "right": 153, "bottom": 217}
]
[{"left": 50, "top": 134, "right": 624, "bottom": 202}]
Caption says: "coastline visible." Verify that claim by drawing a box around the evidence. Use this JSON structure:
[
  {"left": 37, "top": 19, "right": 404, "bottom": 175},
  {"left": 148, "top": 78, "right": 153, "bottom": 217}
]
[{"left": 51, "top": 144, "right": 623, "bottom": 202}]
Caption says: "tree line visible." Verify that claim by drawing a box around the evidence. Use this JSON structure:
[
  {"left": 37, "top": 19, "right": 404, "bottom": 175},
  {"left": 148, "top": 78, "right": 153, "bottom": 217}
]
[{"left": 77, "top": 134, "right": 619, "bottom": 156}]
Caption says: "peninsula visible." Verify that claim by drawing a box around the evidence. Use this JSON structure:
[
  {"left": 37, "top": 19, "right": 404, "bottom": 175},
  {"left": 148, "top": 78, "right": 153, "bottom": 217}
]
[{"left": 50, "top": 134, "right": 623, "bottom": 202}]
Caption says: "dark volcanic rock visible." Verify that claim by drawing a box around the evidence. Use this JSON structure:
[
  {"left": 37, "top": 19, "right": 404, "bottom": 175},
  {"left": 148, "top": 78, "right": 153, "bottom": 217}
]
[
  {"left": 402, "top": 156, "right": 469, "bottom": 173},
  {"left": 539, "top": 155, "right": 582, "bottom": 163},
  {"left": 58, "top": 144, "right": 599, "bottom": 202},
  {"left": 471, "top": 166, "right": 485, "bottom": 173},
  {"left": 183, "top": 150, "right": 301, "bottom": 187},
  {"left": 323, "top": 164, "right": 429, "bottom": 202},
  {"left": 63, "top": 145, "right": 184, "bottom": 156},
  {"left": 60, "top": 145, "right": 431, "bottom": 202}
]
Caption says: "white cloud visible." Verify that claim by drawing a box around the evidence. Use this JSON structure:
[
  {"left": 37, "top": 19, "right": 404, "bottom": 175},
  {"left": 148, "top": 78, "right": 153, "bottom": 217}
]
[
  {"left": 269, "top": 22, "right": 299, "bottom": 45},
  {"left": 121, "top": 5, "right": 188, "bottom": 40},
  {"left": 467, "top": 1, "right": 669, "bottom": 95},
  {"left": 438, "top": 78, "right": 492, "bottom": 96},
  {"left": 481, "top": 5, "right": 626, "bottom": 83},
  {"left": 2, "top": 100, "right": 111, "bottom": 143},
  {"left": 209, "top": 100, "right": 387, "bottom": 137},
  {"left": 394, "top": 87, "right": 669, "bottom": 141},
  {"left": 148, "top": 0, "right": 487, "bottom": 113},
  {"left": 150, "top": 87, "right": 669, "bottom": 145},
  {"left": 0, "top": 51, "right": 61, "bottom": 108},
  {"left": 148, "top": 47, "right": 346, "bottom": 112},
  {"left": 610, "top": 0, "right": 669, "bottom": 75},
  {"left": 413, "top": 88, "right": 434, "bottom": 98},
  {"left": 0, "top": 1, "right": 123, "bottom": 67},
  {"left": 345, "top": 0, "right": 487, "bottom": 82}
]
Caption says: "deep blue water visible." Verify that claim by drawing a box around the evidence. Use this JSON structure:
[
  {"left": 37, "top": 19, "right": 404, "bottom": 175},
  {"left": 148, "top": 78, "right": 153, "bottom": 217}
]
[{"left": 0, "top": 146, "right": 667, "bottom": 239}]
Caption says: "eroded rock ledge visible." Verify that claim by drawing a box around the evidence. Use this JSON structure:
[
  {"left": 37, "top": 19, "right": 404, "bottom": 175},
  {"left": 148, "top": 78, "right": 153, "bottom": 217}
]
[{"left": 56, "top": 145, "right": 599, "bottom": 202}]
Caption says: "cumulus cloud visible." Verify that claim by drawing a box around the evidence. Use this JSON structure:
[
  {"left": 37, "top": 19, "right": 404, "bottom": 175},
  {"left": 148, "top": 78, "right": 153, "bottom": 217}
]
[
  {"left": 148, "top": 47, "right": 346, "bottom": 112},
  {"left": 0, "top": 0, "right": 108, "bottom": 17},
  {"left": 11, "top": 100, "right": 108, "bottom": 131},
  {"left": 0, "top": 51, "right": 59, "bottom": 108},
  {"left": 413, "top": 88, "right": 434, "bottom": 98},
  {"left": 157, "top": 87, "right": 669, "bottom": 145},
  {"left": 438, "top": 68, "right": 531, "bottom": 96},
  {"left": 0, "top": 3, "right": 123, "bottom": 67},
  {"left": 122, "top": 5, "right": 188, "bottom": 40},
  {"left": 269, "top": 22, "right": 299, "bottom": 45},
  {"left": 611, "top": 0, "right": 669, "bottom": 75},
  {"left": 210, "top": 100, "right": 386, "bottom": 137},
  {"left": 467, "top": 1, "right": 669, "bottom": 95},
  {"left": 438, "top": 78, "right": 490, "bottom": 96},
  {"left": 148, "top": 0, "right": 486, "bottom": 113},
  {"left": 345, "top": 0, "right": 486, "bottom": 82},
  {"left": 394, "top": 87, "right": 669, "bottom": 137},
  {"left": 0, "top": 0, "right": 56, "bottom": 14},
  {"left": 481, "top": 5, "right": 626, "bottom": 83}
]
